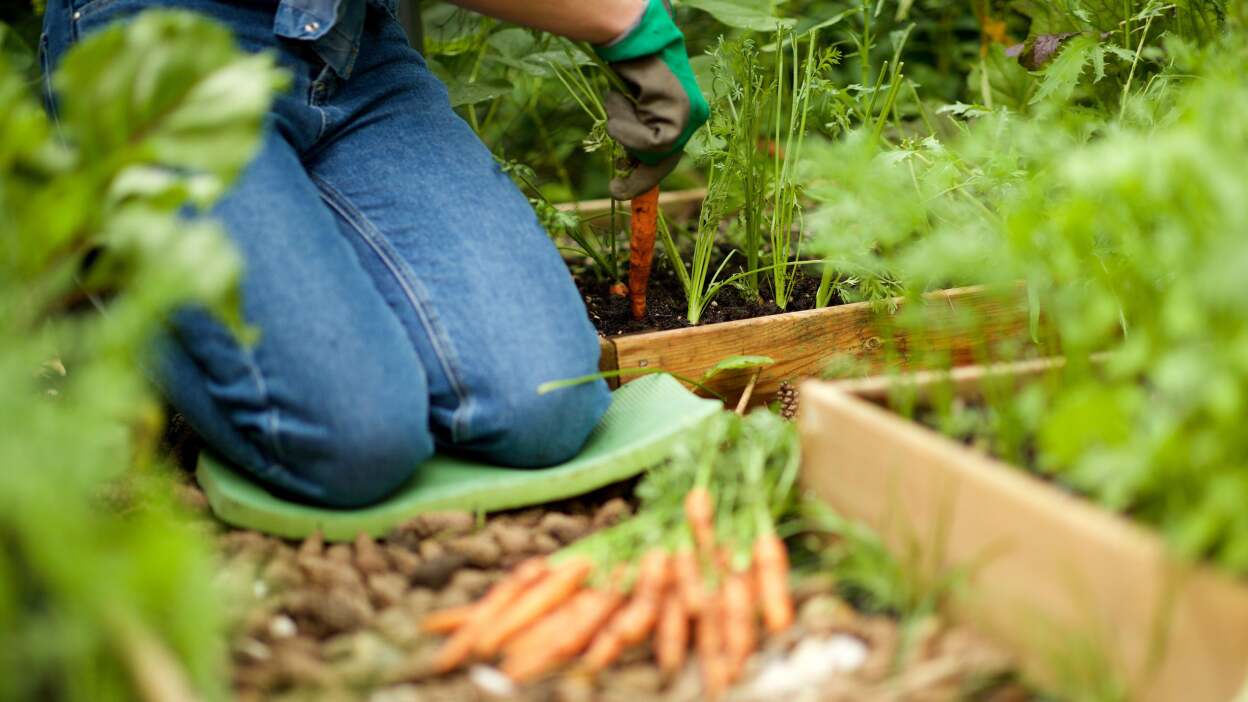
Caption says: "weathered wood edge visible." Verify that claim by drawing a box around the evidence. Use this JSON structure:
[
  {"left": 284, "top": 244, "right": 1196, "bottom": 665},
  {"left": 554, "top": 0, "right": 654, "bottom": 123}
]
[
  {"left": 831, "top": 355, "right": 1068, "bottom": 402},
  {"left": 797, "top": 370, "right": 1248, "bottom": 702},
  {"left": 599, "top": 285, "right": 1030, "bottom": 407},
  {"left": 597, "top": 336, "right": 619, "bottom": 390}
]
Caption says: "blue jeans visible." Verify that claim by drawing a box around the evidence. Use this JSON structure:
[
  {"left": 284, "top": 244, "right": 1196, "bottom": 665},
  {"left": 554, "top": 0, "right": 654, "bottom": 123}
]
[{"left": 42, "top": 0, "right": 611, "bottom": 507}]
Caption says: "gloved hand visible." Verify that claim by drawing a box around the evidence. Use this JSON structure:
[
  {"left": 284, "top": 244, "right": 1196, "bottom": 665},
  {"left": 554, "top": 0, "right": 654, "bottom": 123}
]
[{"left": 594, "top": 0, "right": 709, "bottom": 201}]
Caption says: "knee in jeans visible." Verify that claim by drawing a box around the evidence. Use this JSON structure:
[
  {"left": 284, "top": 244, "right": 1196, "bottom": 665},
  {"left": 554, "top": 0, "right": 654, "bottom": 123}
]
[
  {"left": 297, "top": 404, "right": 434, "bottom": 508},
  {"left": 475, "top": 377, "right": 611, "bottom": 467}
]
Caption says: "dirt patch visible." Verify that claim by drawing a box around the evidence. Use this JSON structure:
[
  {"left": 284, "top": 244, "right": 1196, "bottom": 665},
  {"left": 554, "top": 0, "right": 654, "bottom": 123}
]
[{"left": 578, "top": 264, "right": 830, "bottom": 337}]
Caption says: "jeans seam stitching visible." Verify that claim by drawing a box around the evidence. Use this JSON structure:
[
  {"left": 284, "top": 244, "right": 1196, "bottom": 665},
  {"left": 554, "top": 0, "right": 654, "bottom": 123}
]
[
  {"left": 239, "top": 343, "right": 289, "bottom": 466},
  {"left": 72, "top": 0, "right": 119, "bottom": 24},
  {"left": 310, "top": 174, "right": 474, "bottom": 442},
  {"left": 39, "top": 34, "right": 65, "bottom": 139}
]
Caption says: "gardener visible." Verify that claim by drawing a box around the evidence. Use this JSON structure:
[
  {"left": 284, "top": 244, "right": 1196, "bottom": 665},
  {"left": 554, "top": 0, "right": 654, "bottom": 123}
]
[{"left": 41, "top": 0, "right": 707, "bottom": 507}]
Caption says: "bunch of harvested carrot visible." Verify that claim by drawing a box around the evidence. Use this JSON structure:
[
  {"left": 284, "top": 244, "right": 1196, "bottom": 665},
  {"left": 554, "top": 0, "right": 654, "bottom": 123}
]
[
  {"left": 422, "top": 496, "right": 793, "bottom": 696},
  {"left": 421, "top": 411, "right": 800, "bottom": 697}
]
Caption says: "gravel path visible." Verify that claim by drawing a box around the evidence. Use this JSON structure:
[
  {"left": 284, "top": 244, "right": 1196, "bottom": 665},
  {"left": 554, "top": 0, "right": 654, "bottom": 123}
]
[{"left": 185, "top": 480, "right": 1029, "bottom": 702}]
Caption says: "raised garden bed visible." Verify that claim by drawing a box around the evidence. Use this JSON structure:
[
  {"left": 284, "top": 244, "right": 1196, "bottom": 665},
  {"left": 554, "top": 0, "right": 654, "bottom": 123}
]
[
  {"left": 597, "top": 285, "right": 1034, "bottom": 407},
  {"left": 797, "top": 360, "right": 1248, "bottom": 702}
]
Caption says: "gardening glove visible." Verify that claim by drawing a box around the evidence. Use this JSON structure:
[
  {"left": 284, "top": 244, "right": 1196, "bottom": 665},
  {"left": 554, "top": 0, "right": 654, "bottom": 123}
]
[{"left": 595, "top": 0, "right": 710, "bottom": 201}]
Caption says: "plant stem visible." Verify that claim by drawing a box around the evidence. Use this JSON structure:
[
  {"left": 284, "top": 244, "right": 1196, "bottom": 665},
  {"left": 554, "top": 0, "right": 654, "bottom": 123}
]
[{"left": 1119, "top": 13, "right": 1156, "bottom": 119}]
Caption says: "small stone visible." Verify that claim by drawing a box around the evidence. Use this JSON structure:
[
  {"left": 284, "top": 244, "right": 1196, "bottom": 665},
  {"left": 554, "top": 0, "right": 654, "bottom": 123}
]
[
  {"left": 510, "top": 509, "right": 544, "bottom": 528},
  {"left": 285, "top": 588, "right": 373, "bottom": 633},
  {"left": 386, "top": 544, "right": 423, "bottom": 577},
  {"left": 298, "top": 530, "right": 324, "bottom": 558},
  {"left": 384, "top": 644, "right": 438, "bottom": 683},
  {"left": 324, "top": 631, "right": 405, "bottom": 686},
  {"left": 435, "top": 587, "right": 473, "bottom": 610},
  {"left": 356, "top": 532, "right": 391, "bottom": 574},
  {"left": 326, "top": 543, "right": 353, "bottom": 564},
  {"left": 368, "top": 572, "right": 409, "bottom": 609},
  {"left": 533, "top": 533, "right": 561, "bottom": 554},
  {"left": 539, "top": 512, "right": 589, "bottom": 544},
  {"left": 798, "top": 593, "right": 859, "bottom": 633},
  {"left": 408, "top": 553, "right": 466, "bottom": 589},
  {"left": 469, "top": 665, "right": 516, "bottom": 698},
  {"left": 374, "top": 606, "right": 422, "bottom": 648},
  {"left": 602, "top": 664, "right": 661, "bottom": 694},
  {"left": 489, "top": 522, "right": 534, "bottom": 556},
  {"left": 412, "top": 511, "right": 476, "bottom": 538},
  {"left": 218, "top": 530, "right": 274, "bottom": 561},
  {"left": 236, "top": 637, "right": 272, "bottom": 662},
  {"left": 419, "top": 539, "right": 446, "bottom": 560},
  {"left": 299, "top": 555, "right": 364, "bottom": 593},
  {"left": 368, "top": 685, "right": 425, "bottom": 702},
  {"left": 273, "top": 646, "right": 334, "bottom": 687},
  {"left": 261, "top": 554, "right": 304, "bottom": 591},
  {"left": 444, "top": 532, "right": 502, "bottom": 568},
  {"left": 268, "top": 615, "right": 298, "bottom": 639},
  {"left": 448, "top": 568, "right": 495, "bottom": 600},
  {"left": 235, "top": 689, "right": 265, "bottom": 702},
  {"left": 553, "top": 675, "right": 595, "bottom": 702},
  {"left": 592, "top": 497, "right": 632, "bottom": 529},
  {"left": 403, "top": 588, "right": 437, "bottom": 619}
]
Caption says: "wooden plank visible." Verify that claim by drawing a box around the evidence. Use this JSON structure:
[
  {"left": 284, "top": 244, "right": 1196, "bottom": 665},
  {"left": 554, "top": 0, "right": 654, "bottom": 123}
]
[
  {"left": 597, "top": 336, "right": 619, "bottom": 390},
  {"left": 798, "top": 373, "right": 1248, "bottom": 702},
  {"left": 610, "top": 286, "right": 1032, "bottom": 407},
  {"left": 556, "top": 188, "right": 707, "bottom": 221},
  {"left": 834, "top": 356, "right": 1069, "bottom": 403}
]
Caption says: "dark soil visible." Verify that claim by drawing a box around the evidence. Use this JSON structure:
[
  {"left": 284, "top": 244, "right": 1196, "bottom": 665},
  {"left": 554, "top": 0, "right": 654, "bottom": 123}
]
[{"left": 578, "top": 263, "right": 828, "bottom": 337}]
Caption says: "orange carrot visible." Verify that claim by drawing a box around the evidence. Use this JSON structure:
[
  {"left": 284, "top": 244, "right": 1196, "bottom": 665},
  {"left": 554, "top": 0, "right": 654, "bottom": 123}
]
[
  {"left": 753, "top": 534, "right": 794, "bottom": 634},
  {"left": 628, "top": 185, "right": 660, "bottom": 320},
  {"left": 673, "top": 549, "right": 705, "bottom": 615},
  {"left": 685, "top": 487, "right": 715, "bottom": 556},
  {"left": 474, "top": 556, "right": 594, "bottom": 658},
  {"left": 722, "top": 570, "right": 757, "bottom": 681},
  {"left": 582, "top": 550, "right": 670, "bottom": 672},
  {"left": 654, "top": 589, "right": 689, "bottom": 678},
  {"left": 499, "top": 590, "right": 581, "bottom": 659},
  {"left": 421, "top": 604, "right": 475, "bottom": 634},
  {"left": 500, "top": 587, "right": 624, "bottom": 682},
  {"left": 431, "top": 558, "right": 547, "bottom": 673},
  {"left": 697, "top": 588, "right": 730, "bottom": 699}
]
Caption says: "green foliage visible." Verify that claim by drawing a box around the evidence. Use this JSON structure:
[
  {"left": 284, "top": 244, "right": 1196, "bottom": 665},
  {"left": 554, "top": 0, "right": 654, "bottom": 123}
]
[
  {"left": 680, "top": 0, "right": 797, "bottom": 32},
  {"left": 811, "top": 23, "right": 1248, "bottom": 575},
  {"left": 0, "top": 10, "right": 284, "bottom": 699},
  {"left": 698, "top": 354, "right": 776, "bottom": 382},
  {"left": 421, "top": 2, "right": 623, "bottom": 200}
]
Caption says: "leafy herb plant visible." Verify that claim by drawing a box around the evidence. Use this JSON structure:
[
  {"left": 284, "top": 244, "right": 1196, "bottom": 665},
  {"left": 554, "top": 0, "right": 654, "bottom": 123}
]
[{"left": 0, "top": 10, "right": 284, "bottom": 699}]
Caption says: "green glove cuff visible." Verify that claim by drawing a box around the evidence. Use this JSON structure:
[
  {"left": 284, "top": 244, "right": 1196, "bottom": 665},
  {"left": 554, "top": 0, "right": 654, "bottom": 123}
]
[
  {"left": 595, "top": 0, "right": 709, "bottom": 166},
  {"left": 595, "top": 0, "right": 682, "bottom": 63}
]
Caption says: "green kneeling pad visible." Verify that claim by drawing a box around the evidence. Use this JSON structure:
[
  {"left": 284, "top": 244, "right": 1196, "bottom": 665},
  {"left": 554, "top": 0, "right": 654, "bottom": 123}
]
[{"left": 197, "top": 374, "right": 721, "bottom": 541}]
